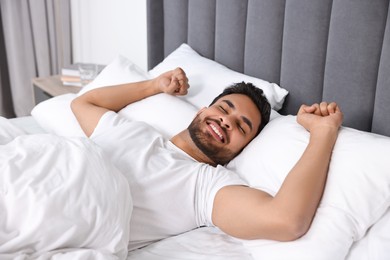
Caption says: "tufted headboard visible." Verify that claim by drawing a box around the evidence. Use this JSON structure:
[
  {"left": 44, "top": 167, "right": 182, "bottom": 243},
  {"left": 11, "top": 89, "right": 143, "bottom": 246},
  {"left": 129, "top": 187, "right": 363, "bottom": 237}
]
[{"left": 146, "top": 0, "right": 390, "bottom": 137}]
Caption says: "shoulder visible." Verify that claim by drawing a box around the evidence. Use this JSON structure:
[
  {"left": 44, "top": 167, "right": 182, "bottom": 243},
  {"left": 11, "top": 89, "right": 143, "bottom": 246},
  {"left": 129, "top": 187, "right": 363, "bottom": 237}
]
[{"left": 90, "top": 111, "right": 164, "bottom": 145}]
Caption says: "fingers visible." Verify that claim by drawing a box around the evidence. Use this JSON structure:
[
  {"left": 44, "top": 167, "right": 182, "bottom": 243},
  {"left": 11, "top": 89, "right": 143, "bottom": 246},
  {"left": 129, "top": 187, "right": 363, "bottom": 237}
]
[
  {"left": 173, "top": 68, "right": 188, "bottom": 84},
  {"left": 320, "top": 102, "right": 329, "bottom": 116},
  {"left": 298, "top": 104, "right": 312, "bottom": 114},
  {"left": 171, "top": 67, "right": 189, "bottom": 95},
  {"left": 299, "top": 102, "right": 340, "bottom": 116},
  {"left": 320, "top": 101, "right": 340, "bottom": 115},
  {"left": 327, "top": 102, "right": 338, "bottom": 114},
  {"left": 311, "top": 104, "right": 322, "bottom": 116}
]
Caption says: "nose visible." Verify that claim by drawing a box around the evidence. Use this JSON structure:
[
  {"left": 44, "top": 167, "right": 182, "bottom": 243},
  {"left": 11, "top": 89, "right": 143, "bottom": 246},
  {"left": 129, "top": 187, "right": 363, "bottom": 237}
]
[{"left": 219, "top": 115, "right": 232, "bottom": 130}]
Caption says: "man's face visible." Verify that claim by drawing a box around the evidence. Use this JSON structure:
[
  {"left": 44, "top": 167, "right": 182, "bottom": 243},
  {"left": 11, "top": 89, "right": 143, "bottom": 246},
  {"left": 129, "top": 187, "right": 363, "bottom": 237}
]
[{"left": 188, "top": 94, "right": 261, "bottom": 165}]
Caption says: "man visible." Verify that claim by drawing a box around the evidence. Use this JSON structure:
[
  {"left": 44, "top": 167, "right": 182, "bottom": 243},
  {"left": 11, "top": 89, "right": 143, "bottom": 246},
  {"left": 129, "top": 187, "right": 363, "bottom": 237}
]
[{"left": 71, "top": 67, "right": 343, "bottom": 250}]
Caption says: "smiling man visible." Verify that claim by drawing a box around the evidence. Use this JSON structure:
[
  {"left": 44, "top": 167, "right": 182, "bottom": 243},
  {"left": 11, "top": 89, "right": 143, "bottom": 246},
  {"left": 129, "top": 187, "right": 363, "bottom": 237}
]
[
  {"left": 72, "top": 67, "right": 343, "bottom": 250},
  {"left": 172, "top": 85, "right": 267, "bottom": 166}
]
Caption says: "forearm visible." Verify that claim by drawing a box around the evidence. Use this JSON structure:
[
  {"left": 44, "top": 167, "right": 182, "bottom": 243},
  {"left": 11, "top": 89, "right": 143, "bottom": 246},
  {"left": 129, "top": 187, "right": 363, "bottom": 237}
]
[
  {"left": 71, "top": 79, "right": 161, "bottom": 137},
  {"left": 71, "top": 67, "right": 189, "bottom": 137},
  {"left": 273, "top": 128, "right": 338, "bottom": 232},
  {"left": 213, "top": 103, "right": 342, "bottom": 242},
  {"left": 79, "top": 79, "right": 160, "bottom": 112}
]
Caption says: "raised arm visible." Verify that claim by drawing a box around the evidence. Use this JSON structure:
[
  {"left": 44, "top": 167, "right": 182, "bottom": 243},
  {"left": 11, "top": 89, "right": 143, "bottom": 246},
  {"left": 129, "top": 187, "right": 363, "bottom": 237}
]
[
  {"left": 212, "top": 102, "right": 343, "bottom": 241},
  {"left": 71, "top": 67, "right": 189, "bottom": 137}
]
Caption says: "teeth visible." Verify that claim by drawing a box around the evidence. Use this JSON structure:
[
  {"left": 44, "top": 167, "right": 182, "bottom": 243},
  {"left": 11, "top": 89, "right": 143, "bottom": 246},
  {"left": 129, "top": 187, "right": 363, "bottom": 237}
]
[{"left": 210, "top": 124, "right": 223, "bottom": 140}]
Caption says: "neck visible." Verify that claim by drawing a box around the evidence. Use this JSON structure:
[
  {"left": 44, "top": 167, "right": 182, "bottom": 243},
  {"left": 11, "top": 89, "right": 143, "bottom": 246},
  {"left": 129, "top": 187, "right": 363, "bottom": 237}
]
[{"left": 171, "top": 130, "right": 216, "bottom": 166}]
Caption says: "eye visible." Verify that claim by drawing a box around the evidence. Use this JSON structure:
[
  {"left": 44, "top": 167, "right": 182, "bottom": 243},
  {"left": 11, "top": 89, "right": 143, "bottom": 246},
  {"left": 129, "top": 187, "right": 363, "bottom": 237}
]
[
  {"left": 238, "top": 124, "right": 246, "bottom": 134},
  {"left": 219, "top": 105, "right": 227, "bottom": 114}
]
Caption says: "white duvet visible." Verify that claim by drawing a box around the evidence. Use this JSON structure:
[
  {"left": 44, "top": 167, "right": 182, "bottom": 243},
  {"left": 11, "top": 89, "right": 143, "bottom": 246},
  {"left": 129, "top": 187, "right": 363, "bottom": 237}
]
[{"left": 0, "top": 117, "right": 132, "bottom": 260}]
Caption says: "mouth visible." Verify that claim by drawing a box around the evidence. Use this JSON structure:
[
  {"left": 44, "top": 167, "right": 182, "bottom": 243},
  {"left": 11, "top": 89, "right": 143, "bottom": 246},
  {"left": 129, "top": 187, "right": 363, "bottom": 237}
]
[{"left": 207, "top": 121, "right": 226, "bottom": 143}]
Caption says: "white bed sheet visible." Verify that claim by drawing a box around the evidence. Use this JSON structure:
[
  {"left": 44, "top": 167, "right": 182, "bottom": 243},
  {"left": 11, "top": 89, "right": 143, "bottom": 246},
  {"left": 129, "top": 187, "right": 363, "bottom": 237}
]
[
  {"left": 9, "top": 116, "right": 46, "bottom": 134},
  {"left": 1, "top": 116, "right": 132, "bottom": 259},
  {"left": 7, "top": 116, "right": 389, "bottom": 259},
  {"left": 127, "top": 211, "right": 390, "bottom": 260},
  {"left": 127, "top": 227, "right": 253, "bottom": 260}
]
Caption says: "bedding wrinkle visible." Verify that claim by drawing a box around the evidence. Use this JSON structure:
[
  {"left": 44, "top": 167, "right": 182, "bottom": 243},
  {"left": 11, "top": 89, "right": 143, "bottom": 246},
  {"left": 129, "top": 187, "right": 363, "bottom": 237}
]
[{"left": 0, "top": 117, "right": 132, "bottom": 259}]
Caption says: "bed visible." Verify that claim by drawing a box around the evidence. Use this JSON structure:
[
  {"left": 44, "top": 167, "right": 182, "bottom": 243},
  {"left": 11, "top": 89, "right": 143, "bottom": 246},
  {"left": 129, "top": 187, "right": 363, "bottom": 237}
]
[{"left": 2, "top": 0, "right": 390, "bottom": 259}]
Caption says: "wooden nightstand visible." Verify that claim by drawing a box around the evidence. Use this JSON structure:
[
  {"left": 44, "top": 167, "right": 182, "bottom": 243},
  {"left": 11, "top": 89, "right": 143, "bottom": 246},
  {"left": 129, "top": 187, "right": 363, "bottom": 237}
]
[{"left": 32, "top": 75, "right": 81, "bottom": 105}]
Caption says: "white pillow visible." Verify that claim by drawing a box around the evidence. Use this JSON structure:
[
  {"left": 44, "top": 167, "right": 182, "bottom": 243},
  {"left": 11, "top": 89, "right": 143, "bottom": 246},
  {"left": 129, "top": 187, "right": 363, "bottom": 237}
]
[
  {"left": 227, "top": 115, "right": 390, "bottom": 259},
  {"left": 118, "top": 93, "right": 197, "bottom": 138},
  {"left": 78, "top": 55, "right": 149, "bottom": 95},
  {"left": 31, "top": 93, "right": 85, "bottom": 137},
  {"left": 148, "top": 43, "right": 289, "bottom": 110},
  {"left": 31, "top": 55, "right": 198, "bottom": 138}
]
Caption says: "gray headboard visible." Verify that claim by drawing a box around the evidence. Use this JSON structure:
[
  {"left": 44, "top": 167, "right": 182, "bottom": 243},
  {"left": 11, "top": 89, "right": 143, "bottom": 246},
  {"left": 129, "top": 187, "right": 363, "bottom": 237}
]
[{"left": 147, "top": 0, "right": 390, "bottom": 137}]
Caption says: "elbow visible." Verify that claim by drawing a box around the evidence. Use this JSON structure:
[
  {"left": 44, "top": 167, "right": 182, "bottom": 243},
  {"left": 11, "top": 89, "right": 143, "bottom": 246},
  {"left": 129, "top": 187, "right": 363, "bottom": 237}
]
[
  {"left": 70, "top": 95, "right": 87, "bottom": 122},
  {"left": 71, "top": 93, "right": 90, "bottom": 115},
  {"left": 70, "top": 97, "right": 77, "bottom": 111},
  {"left": 279, "top": 218, "right": 311, "bottom": 242},
  {"left": 246, "top": 214, "right": 312, "bottom": 242},
  {"left": 70, "top": 98, "right": 77, "bottom": 114},
  {"left": 70, "top": 97, "right": 81, "bottom": 116}
]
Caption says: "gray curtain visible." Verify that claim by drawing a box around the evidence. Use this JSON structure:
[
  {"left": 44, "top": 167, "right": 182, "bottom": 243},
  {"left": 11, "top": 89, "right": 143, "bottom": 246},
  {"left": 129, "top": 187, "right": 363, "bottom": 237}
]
[{"left": 0, "top": 0, "right": 72, "bottom": 117}]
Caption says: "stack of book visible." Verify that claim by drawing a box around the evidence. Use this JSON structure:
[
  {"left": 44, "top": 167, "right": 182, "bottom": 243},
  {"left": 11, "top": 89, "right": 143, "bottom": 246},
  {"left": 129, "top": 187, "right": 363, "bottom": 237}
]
[{"left": 60, "top": 63, "right": 105, "bottom": 87}]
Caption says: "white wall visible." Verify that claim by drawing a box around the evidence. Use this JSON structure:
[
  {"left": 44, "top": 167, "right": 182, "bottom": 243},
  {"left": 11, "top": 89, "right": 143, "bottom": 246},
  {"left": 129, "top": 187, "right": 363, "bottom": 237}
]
[{"left": 70, "top": 0, "right": 148, "bottom": 70}]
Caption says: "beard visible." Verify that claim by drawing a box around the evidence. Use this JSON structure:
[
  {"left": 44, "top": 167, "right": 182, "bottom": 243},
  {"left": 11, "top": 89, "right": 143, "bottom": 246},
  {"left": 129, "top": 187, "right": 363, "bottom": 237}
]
[{"left": 188, "top": 115, "right": 237, "bottom": 165}]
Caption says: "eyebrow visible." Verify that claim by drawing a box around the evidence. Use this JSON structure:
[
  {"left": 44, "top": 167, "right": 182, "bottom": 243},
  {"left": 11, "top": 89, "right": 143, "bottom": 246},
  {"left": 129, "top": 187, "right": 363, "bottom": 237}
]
[{"left": 222, "top": 99, "right": 253, "bottom": 131}]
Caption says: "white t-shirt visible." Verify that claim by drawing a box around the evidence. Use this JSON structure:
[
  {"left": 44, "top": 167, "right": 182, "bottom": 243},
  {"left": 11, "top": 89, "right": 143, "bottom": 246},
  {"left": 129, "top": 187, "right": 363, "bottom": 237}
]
[{"left": 90, "top": 112, "right": 246, "bottom": 250}]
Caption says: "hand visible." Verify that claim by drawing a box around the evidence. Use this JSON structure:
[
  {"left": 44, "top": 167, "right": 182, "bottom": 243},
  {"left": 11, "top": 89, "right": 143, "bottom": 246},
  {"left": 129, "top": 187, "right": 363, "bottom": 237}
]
[
  {"left": 154, "top": 67, "right": 189, "bottom": 96},
  {"left": 297, "top": 102, "right": 343, "bottom": 133}
]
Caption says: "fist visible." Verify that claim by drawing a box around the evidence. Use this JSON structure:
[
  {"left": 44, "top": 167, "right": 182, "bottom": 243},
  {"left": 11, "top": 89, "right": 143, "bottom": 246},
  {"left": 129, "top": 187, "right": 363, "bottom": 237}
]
[
  {"left": 297, "top": 102, "right": 343, "bottom": 133},
  {"left": 155, "top": 67, "right": 189, "bottom": 96}
]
